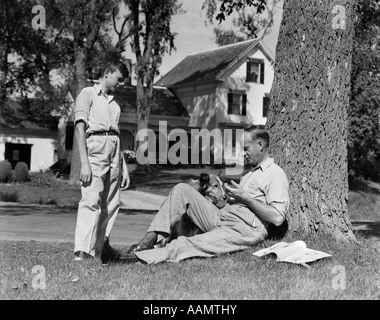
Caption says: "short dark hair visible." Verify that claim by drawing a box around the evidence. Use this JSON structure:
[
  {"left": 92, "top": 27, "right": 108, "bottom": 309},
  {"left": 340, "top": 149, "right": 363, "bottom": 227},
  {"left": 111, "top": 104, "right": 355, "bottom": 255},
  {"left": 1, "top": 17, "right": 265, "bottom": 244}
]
[
  {"left": 244, "top": 125, "right": 270, "bottom": 148},
  {"left": 99, "top": 60, "right": 129, "bottom": 80}
]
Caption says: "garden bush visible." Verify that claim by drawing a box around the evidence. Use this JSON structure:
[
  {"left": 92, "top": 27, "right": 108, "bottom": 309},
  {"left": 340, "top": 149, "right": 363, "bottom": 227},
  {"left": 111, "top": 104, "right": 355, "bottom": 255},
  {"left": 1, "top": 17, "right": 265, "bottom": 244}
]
[
  {"left": 0, "top": 160, "right": 12, "bottom": 182},
  {"left": 0, "top": 190, "right": 19, "bottom": 202},
  {"left": 14, "top": 161, "right": 29, "bottom": 182}
]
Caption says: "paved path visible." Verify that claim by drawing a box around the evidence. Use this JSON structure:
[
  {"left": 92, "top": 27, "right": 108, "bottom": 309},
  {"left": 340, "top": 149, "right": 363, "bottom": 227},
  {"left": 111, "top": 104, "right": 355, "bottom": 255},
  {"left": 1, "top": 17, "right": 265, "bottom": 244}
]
[
  {"left": 1, "top": 189, "right": 380, "bottom": 248},
  {"left": 0, "top": 190, "right": 166, "bottom": 247}
]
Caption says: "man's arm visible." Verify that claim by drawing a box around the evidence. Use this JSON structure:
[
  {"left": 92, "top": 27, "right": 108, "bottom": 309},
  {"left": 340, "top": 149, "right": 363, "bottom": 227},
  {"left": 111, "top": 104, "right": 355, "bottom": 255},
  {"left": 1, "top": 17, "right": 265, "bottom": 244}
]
[
  {"left": 75, "top": 122, "right": 92, "bottom": 186},
  {"left": 225, "top": 181, "right": 285, "bottom": 226}
]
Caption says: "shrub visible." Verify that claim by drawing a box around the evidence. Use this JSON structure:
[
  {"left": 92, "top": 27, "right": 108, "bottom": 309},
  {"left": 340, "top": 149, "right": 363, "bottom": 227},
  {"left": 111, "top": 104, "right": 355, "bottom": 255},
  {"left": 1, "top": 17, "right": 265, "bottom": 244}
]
[
  {"left": 0, "top": 190, "right": 19, "bottom": 202},
  {"left": 14, "top": 161, "right": 29, "bottom": 182},
  {"left": 0, "top": 160, "right": 13, "bottom": 183}
]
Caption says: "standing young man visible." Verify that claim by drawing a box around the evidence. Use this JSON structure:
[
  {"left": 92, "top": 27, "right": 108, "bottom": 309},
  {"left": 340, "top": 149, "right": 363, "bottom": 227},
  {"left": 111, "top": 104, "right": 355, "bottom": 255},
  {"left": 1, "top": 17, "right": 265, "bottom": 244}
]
[{"left": 73, "top": 60, "right": 130, "bottom": 262}]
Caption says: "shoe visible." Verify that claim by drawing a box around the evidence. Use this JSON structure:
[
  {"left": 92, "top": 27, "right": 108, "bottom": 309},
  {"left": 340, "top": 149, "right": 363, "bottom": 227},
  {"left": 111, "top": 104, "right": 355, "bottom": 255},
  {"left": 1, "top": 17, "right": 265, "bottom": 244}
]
[
  {"left": 101, "top": 238, "right": 120, "bottom": 265},
  {"left": 127, "top": 232, "right": 158, "bottom": 253},
  {"left": 117, "top": 251, "right": 144, "bottom": 264},
  {"left": 74, "top": 251, "right": 93, "bottom": 262}
]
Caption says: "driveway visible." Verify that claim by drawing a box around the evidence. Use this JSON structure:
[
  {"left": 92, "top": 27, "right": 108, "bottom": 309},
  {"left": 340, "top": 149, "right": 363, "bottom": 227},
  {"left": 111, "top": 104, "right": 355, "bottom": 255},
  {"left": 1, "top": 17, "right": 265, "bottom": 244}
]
[{"left": 0, "top": 189, "right": 166, "bottom": 246}]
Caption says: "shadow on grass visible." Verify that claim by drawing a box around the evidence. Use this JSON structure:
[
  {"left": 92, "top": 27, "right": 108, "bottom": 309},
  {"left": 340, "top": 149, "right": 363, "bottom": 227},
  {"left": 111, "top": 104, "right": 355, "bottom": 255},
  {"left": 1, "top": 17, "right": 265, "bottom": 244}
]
[
  {"left": 352, "top": 221, "right": 380, "bottom": 239},
  {"left": 349, "top": 178, "right": 380, "bottom": 195}
]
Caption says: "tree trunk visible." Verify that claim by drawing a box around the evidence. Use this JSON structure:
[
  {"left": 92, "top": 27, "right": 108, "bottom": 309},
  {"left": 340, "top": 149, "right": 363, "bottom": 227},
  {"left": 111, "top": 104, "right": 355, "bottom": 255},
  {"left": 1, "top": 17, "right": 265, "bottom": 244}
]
[
  {"left": 135, "top": 79, "right": 152, "bottom": 171},
  {"left": 69, "top": 45, "right": 88, "bottom": 185},
  {"left": 266, "top": 0, "right": 356, "bottom": 240}
]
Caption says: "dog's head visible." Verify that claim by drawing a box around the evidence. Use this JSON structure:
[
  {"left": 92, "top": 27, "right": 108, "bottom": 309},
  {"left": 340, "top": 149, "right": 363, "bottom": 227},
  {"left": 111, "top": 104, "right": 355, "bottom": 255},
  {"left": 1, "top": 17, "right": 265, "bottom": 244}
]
[{"left": 191, "top": 173, "right": 228, "bottom": 208}]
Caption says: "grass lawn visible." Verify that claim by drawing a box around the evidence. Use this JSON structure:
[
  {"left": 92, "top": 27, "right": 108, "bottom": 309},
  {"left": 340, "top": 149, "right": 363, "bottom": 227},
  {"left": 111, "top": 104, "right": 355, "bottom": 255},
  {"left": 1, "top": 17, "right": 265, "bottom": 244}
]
[
  {"left": 1, "top": 167, "right": 380, "bottom": 300},
  {"left": 0, "top": 233, "right": 379, "bottom": 300}
]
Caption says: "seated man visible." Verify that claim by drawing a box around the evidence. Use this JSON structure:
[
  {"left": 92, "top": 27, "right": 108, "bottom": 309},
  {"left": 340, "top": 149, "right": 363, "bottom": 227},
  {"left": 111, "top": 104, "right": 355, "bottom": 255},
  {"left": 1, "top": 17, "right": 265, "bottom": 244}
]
[{"left": 116, "top": 126, "right": 290, "bottom": 265}]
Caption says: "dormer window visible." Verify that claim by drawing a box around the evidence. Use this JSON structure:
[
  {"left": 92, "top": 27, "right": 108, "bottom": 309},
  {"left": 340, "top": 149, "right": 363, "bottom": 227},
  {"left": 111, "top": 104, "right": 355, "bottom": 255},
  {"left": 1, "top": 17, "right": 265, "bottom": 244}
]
[{"left": 246, "top": 58, "right": 265, "bottom": 84}]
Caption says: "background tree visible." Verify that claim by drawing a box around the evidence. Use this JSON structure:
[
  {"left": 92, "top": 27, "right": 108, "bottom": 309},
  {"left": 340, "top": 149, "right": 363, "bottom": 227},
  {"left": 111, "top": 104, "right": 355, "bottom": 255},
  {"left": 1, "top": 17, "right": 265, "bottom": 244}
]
[
  {"left": 203, "top": 0, "right": 280, "bottom": 46},
  {"left": 0, "top": 0, "right": 66, "bottom": 129},
  {"left": 348, "top": 0, "right": 380, "bottom": 182},
  {"left": 114, "top": 0, "right": 182, "bottom": 170},
  {"left": 213, "top": 0, "right": 356, "bottom": 240}
]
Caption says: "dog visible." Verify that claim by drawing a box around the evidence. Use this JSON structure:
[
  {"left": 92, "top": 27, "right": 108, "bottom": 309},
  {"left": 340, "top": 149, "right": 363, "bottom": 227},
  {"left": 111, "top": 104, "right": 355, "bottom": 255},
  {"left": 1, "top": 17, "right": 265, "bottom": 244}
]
[{"left": 188, "top": 172, "right": 229, "bottom": 209}]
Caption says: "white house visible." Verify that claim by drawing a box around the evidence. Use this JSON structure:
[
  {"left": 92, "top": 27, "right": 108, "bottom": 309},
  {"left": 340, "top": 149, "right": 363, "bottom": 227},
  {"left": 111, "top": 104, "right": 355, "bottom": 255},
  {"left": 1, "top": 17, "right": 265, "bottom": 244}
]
[
  {"left": 0, "top": 122, "right": 57, "bottom": 172},
  {"left": 155, "top": 38, "right": 274, "bottom": 164}
]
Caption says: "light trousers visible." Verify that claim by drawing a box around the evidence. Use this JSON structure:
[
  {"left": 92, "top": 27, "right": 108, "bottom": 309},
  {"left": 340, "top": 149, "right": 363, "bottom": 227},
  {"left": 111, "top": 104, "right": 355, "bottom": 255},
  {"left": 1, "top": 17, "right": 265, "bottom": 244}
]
[
  {"left": 74, "top": 135, "right": 121, "bottom": 257},
  {"left": 136, "top": 183, "right": 268, "bottom": 264}
]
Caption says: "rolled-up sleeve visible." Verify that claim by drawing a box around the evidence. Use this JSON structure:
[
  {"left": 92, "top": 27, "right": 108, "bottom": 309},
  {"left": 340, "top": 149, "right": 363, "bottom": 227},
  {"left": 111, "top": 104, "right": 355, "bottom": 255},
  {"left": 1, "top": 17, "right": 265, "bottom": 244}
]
[
  {"left": 265, "top": 170, "right": 290, "bottom": 218},
  {"left": 74, "top": 88, "right": 92, "bottom": 127}
]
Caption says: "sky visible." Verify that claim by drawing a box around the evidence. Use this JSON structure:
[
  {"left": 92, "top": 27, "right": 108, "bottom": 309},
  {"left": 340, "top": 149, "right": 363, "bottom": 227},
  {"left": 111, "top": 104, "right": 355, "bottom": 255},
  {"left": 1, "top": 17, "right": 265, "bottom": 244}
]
[{"left": 156, "top": 0, "right": 284, "bottom": 78}]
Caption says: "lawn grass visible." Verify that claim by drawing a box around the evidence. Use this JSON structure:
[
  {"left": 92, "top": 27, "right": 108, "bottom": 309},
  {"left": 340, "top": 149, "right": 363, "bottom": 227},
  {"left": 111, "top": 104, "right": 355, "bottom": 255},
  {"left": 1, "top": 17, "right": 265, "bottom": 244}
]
[{"left": 0, "top": 233, "right": 379, "bottom": 300}]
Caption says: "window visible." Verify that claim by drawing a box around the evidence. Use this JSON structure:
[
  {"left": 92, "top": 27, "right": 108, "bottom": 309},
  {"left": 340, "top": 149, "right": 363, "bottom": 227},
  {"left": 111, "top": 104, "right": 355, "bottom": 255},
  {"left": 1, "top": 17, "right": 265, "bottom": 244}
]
[
  {"left": 263, "top": 95, "right": 270, "bottom": 118},
  {"left": 246, "top": 59, "right": 265, "bottom": 84},
  {"left": 228, "top": 92, "right": 247, "bottom": 116}
]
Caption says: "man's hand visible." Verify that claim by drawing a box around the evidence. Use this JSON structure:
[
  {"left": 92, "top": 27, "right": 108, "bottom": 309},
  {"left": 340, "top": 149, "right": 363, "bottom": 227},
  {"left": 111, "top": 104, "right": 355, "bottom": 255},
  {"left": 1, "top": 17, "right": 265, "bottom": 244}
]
[
  {"left": 120, "top": 155, "right": 130, "bottom": 191},
  {"left": 121, "top": 170, "right": 130, "bottom": 190},
  {"left": 224, "top": 180, "right": 248, "bottom": 204},
  {"left": 80, "top": 162, "right": 92, "bottom": 187}
]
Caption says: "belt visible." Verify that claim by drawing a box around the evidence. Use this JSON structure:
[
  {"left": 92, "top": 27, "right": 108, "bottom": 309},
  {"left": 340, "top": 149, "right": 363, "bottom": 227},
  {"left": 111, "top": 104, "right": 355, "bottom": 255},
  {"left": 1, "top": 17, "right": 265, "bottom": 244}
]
[{"left": 88, "top": 131, "right": 119, "bottom": 137}]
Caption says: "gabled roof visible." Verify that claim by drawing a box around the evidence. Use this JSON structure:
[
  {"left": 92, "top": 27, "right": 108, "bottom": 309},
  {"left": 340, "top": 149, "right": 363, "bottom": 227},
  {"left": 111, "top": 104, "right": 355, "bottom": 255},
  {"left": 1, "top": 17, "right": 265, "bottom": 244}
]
[
  {"left": 114, "top": 86, "right": 189, "bottom": 118},
  {"left": 155, "top": 38, "right": 274, "bottom": 87}
]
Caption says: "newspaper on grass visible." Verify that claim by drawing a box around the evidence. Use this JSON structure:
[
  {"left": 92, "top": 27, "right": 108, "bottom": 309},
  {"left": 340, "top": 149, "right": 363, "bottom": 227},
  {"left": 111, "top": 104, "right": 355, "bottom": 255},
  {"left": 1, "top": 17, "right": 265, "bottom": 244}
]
[{"left": 253, "top": 241, "right": 331, "bottom": 266}]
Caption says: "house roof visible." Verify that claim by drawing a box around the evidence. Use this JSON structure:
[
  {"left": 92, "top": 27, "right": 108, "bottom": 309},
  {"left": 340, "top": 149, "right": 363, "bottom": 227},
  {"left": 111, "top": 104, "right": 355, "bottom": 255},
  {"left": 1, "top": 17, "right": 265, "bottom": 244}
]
[
  {"left": 155, "top": 38, "right": 273, "bottom": 87},
  {"left": 0, "top": 100, "right": 58, "bottom": 131},
  {"left": 114, "top": 86, "right": 189, "bottom": 118}
]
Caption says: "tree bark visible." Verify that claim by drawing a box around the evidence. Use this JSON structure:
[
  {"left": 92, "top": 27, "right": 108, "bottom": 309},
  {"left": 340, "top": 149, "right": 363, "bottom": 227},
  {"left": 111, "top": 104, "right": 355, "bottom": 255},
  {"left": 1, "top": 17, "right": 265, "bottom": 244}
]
[
  {"left": 266, "top": 0, "right": 356, "bottom": 240},
  {"left": 136, "top": 78, "right": 153, "bottom": 171},
  {"left": 69, "top": 45, "right": 88, "bottom": 185}
]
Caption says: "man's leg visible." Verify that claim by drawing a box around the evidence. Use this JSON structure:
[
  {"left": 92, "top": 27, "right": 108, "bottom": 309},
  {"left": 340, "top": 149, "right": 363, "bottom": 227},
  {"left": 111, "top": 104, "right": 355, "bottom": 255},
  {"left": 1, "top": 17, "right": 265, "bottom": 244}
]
[
  {"left": 135, "top": 220, "right": 267, "bottom": 265},
  {"left": 133, "top": 183, "right": 221, "bottom": 250}
]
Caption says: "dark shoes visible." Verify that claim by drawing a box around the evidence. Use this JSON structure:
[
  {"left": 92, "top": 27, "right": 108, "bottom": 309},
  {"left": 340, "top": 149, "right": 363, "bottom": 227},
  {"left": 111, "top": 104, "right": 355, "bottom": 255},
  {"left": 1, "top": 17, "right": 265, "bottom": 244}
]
[
  {"left": 101, "top": 237, "right": 120, "bottom": 265},
  {"left": 74, "top": 251, "right": 93, "bottom": 262},
  {"left": 127, "top": 231, "right": 158, "bottom": 253}
]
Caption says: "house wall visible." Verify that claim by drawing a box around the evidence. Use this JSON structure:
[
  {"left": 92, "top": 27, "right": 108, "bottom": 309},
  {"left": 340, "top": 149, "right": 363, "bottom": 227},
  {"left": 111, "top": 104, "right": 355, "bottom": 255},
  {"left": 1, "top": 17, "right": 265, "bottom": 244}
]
[
  {"left": 0, "top": 134, "right": 57, "bottom": 172},
  {"left": 172, "top": 83, "right": 218, "bottom": 130},
  {"left": 219, "top": 46, "right": 274, "bottom": 126},
  {"left": 170, "top": 46, "right": 274, "bottom": 165}
]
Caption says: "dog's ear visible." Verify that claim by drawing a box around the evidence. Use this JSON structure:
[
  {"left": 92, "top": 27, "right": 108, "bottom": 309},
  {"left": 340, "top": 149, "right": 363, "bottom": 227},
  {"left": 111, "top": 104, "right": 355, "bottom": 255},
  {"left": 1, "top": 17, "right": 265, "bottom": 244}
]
[{"left": 199, "top": 173, "right": 210, "bottom": 196}]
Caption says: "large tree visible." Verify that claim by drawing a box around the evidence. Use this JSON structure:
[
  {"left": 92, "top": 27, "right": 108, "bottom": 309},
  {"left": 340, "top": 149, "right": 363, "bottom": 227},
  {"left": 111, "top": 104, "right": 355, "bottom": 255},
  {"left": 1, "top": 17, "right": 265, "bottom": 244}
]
[
  {"left": 267, "top": 0, "right": 356, "bottom": 240},
  {"left": 213, "top": 0, "right": 356, "bottom": 240}
]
